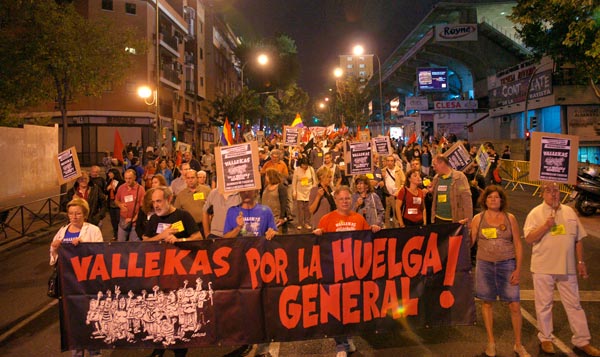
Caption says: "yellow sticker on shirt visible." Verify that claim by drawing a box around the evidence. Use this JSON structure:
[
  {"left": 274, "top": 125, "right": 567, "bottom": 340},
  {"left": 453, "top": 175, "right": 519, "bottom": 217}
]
[
  {"left": 423, "top": 178, "right": 431, "bottom": 187},
  {"left": 170, "top": 221, "right": 185, "bottom": 232},
  {"left": 301, "top": 177, "right": 309, "bottom": 186},
  {"left": 317, "top": 152, "right": 323, "bottom": 157},
  {"left": 481, "top": 227, "right": 497, "bottom": 239},
  {"left": 550, "top": 224, "right": 566, "bottom": 236},
  {"left": 438, "top": 194, "right": 447, "bottom": 203},
  {"left": 366, "top": 173, "right": 374, "bottom": 179},
  {"left": 193, "top": 192, "right": 205, "bottom": 200}
]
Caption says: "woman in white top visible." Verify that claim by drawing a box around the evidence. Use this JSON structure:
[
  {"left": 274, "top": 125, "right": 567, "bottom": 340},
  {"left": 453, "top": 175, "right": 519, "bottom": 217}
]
[
  {"left": 49, "top": 198, "right": 103, "bottom": 357},
  {"left": 292, "top": 158, "right": 317, "bottom": 230}
]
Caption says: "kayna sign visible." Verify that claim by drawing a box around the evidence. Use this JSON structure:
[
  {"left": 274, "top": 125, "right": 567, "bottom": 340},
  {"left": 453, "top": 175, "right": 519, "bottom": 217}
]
[{"left": 435, "top": 24, "right": 478, "bottom": 42}]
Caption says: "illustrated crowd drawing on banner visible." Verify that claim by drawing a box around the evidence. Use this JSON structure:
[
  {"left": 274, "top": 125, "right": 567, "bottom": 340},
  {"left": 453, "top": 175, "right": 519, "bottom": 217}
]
[{"left": 83, "top": 278, "right": 213, "bottom": 347}]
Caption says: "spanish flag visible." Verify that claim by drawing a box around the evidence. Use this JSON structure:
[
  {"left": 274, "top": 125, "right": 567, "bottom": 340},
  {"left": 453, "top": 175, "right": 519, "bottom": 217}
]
[
  {"left": 290, "top": 113, "right": 304, "bottom": 128},
  {"left": 220, "top": 118, "right": 234, "bottom": 145}
]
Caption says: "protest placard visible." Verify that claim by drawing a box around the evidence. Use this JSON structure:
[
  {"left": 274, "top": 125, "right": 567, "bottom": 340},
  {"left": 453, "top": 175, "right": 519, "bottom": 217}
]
[
  {"left": 443, "top": 142, "right": 472, "bottom": 171},
  {"left": 530, "top": 132, "right": 579, "bottom": 184},
  {"left": 55, "top": 146, "right": 81, "bottom": 185},
  {"left": 215, "top": 141, "right": 261, "bottom": 193}
]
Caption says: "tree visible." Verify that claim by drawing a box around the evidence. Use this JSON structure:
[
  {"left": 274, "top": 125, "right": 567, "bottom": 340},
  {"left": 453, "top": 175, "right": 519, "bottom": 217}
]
[
  {"left": 510, "top": 0, "right": 600, "bottom": 97},
  {"left": 0, "top": 1, "right": 143, "bottom": 148},
  {"left": 335, "top": 76, "right": 372, "bottom": 129},
  {"left": 274, "top": 83, "right": 309, "bottom": 128},
  {"left": 204, "top": 88, "right": 262, "bottom": 126}
]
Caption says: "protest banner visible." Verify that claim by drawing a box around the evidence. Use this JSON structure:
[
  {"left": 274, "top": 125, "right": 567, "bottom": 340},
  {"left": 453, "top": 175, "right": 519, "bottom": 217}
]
[
  {"left": 215, "top": 141, "right": 261, "bottom": 193},
  {"left": 529, "top": 132, "right": 579, "bottom": 184},
  {"left": 56, "top": 224, "right": 474, "bottom": 351},
  {"left": 346, "top": 141, "right": 373, "bottom": 175},
  {"left": 443, "top": 142, "right": 472, "bottom": 171},
  {"left": 372, "top": 136, "right": 392, "bottom": 156},
  {"left": 176, "top": 142, "right": 192, "bottom": 154},
  {"left": 256, "top": 131, "right": 265, "bottom": 146},
  {"left": 55, "top": 146, "right": 81, "bottom": 185},
  {"left": 283, "top": 126, "right": 301, "bottom": 147},
  {"left": 243, "top": 131, "right": 255, "bottom": 143},
  {"left": 475, "top": 144, "right": 490, "bottom": 177}
]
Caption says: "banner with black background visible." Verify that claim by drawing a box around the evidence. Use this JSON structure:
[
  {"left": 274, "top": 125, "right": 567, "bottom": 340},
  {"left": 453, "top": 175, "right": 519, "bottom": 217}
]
[{"left": 57, "top": 224, "right": 474, "bottom": 351}]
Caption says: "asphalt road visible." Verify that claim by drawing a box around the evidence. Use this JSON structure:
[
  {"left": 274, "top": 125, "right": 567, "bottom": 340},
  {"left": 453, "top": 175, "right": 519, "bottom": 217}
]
[{"left": 0, "top": 185, "right": 599, "bottom": 357}]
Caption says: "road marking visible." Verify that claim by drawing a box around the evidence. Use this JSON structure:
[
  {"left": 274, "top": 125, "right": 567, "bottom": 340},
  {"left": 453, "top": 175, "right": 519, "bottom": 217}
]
[
  {"left": 520, "top": 307, "right": 576, "bottom": 356},
  {"left": 0, "top": 299, "right": 58, "bottom": 344}
]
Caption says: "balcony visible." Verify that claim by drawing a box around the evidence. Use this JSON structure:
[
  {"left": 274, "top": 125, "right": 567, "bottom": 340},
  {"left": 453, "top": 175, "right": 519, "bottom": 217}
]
[
  {"left": 161, "top": 66, "right": 182, "bottom": 85},
  {"left": 186, "top": 80, "right": 196, "bottom": 93},
  {"left": 159, "top": 31, "right": 179, "bottom": 54}
]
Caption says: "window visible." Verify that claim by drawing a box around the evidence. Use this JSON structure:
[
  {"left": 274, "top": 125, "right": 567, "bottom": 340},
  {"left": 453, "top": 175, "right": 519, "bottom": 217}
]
[
  {"left": 359, "top": 56, "right": 365, "bottom": 61},
  {"left": 125, "top": 3, "right": 136, "bottom": 15},
  {"left": 101, "top": 0, "right": 113, "bottom": 11},
  {"left": 200, "top": 77, "right": 204, "bottom": 87},
  {"left": 359, "top": 71, "right": 367, "bottom": 77},
  {"left": 359, "top": 63, "right": 365, "bottom": 68},
  {"left": 347, "top": 56, "right": 353, "bottom": 61},
  {"left": 347, "top": 64, "right": 353, "bottom": 69},
  {"left": 199, "top": 48, "right": 203, "bottom": 60}
]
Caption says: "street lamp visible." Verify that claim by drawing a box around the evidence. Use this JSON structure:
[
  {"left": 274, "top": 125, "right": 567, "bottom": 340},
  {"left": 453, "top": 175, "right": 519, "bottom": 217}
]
[
  {"left": 240, "top": 53, "right": 269, "bottom": 89},
  {"left": 353, "top": 45, "right": 384, "bottom": 135},
  {"left": 333, "top": 67, "right": 344, "bottom": 126},
  {"left": 137, "top": 85, "right": 160, "bottom": 146}
]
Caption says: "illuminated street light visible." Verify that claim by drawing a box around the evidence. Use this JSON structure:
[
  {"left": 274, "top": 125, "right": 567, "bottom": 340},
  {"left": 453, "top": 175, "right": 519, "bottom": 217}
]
[
  {"left": 333, "top": 67, "right": 344, "bottom": 78},
  {"left": 353, "top": 44, "right": 384, "bottom": 135},
  {"left": 241, "top": 53, "right": 269, "bottom": 88},
  {"left": 137, "top": 85, "right": 160, "bottom": 145}
]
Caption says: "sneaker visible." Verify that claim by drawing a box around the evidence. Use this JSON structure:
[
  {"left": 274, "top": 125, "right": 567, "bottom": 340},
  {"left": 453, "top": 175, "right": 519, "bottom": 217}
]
[
  {"left": 540, "top": 341, "right": 555, "bottom": 354},
  {"left": 304, "top": 224, "right": 312, "bottom": 230},
  {"left": 514, "top": 344, "right": 531, "bottom": 357},
  {"left": 579, "top": 344, "right": 600, "bottom": 357},
  {"left": 484, "top": 342, "right": 496, "bottom": 357}
]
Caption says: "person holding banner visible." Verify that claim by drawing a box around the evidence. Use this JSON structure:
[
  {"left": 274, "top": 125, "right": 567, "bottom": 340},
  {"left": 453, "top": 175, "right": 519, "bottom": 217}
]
[
  {"left": 49, "top": 198, "right": 103, "bottom": 357},
  {"left": 523, "top": 182, "right": 600, "bottom": 356},
  {"left": 222, "top": 189, "right": 277, "bottom": 357},
  {"left": 314, "top": 185, "right": 381, "bottom": 357},
  {"left": 470, "top": 186, "right": 529, "bottom": 357},
  {"left": 430, "top": 155, "right": 472, "bottom": 225}
]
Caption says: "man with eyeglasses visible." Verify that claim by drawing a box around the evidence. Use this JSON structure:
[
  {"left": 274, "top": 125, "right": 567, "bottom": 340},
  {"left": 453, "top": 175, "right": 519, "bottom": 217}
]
[
  {"left": 313, "top": 185, "right": 381, "bottom": 357},
  {"left": 524, "top": 181, "right": 600, "bottom": 356}
]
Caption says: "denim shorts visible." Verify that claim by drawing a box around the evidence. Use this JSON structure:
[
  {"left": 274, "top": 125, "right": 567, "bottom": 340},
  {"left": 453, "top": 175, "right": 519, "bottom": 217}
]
[{"left": 475, "top": 258, "right": 520, "bottom": 302}]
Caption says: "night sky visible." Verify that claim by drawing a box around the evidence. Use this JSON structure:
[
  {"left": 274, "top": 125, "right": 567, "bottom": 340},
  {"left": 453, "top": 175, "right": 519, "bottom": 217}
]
[{"left": 220, "top": 0, "right": 441, "bottom": 99}]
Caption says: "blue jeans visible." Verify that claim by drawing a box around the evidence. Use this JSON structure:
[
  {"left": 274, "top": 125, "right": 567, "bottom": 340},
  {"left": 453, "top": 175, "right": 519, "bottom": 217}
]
[{"left": 475, "top": 258, "right": 519, "bottom": 302}]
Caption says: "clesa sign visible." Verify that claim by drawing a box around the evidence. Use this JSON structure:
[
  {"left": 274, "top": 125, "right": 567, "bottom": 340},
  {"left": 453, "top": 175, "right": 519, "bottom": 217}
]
[
  {"left": 434, "top": 100, "right": 478, "bottom": 110},
  {"left": 435, "top": 24, "right": 478, "bottom": 41}
]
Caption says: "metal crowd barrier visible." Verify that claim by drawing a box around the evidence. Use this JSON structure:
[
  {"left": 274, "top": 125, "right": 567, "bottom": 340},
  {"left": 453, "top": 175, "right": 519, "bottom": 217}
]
[
  {"left": 498, "top": 159, "right": 573, "bottom": 203},
  {"left": 0, "top": 194, "right": 66, "bottom": 241}
]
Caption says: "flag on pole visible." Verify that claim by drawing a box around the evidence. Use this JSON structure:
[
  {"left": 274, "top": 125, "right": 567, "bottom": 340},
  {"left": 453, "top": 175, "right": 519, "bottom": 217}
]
[
  {"left": 290, "top": 113, "right": 304, "bottom": 128},
  {"left": 221, "top": 118, "right": 234, "bottom": 145},
  {"left": 113, "top": 130, "right": 124, "bottom": 163},
  {"left": 407, "top": 132, "right": 417, "bottom": 145}
]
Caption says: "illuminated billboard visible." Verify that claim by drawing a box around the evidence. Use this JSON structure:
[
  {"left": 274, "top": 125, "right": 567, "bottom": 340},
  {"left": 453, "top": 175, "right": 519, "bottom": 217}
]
[{"left": 417, "top": 67, "right": 448, "bottom": 91}]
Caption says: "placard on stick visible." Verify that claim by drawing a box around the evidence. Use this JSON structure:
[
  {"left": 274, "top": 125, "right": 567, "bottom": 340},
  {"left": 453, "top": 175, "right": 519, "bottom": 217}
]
[
  {"left": 55, "top": 146, "right": 81, "bottom": 185},
  {"left": 282, "top": 126, "right": 301, "bottom": 146},
  {"left": 346, "top": 141, "right": 373, "bottom": 175},
  {"left": 372, "top": 136, "right": 391, "bottom": 156},
  {"left": 529, "top": 132, "right": 579, "bottom": 185},
  {"left": 215, "top": 141, "right": 261, "bottom": 193},
  {"left": 443, "top": 142, "right": 472, "bottom": 171}
]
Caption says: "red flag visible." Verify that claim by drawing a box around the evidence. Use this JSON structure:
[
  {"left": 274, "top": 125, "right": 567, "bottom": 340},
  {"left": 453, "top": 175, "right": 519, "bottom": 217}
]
[
  {"left": 407, "top": 132, "right": 417, "bottom": 145},
  {"left": 113, "top": 130, "right": 124, "bottom": 163}
]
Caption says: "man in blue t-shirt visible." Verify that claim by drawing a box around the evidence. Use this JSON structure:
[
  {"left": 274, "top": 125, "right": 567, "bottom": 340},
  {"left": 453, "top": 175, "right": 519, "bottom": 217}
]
[{"left": 223, "top": 190, "right": 277, "bottom": 240}]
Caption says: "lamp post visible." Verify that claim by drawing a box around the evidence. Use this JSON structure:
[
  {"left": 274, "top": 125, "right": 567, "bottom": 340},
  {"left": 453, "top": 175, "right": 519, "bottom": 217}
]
[
  {"left": 353, "top": 45, "right": 384, "bottom": 135},
  {"left": 240, "top": 53, "right": 269, "bottom": 89},
  {"left": 333, "top": 67, "right": 344, "bottom": 126},
  {"left": 137, "top": 85, "right": 160, "bottom": 147}
]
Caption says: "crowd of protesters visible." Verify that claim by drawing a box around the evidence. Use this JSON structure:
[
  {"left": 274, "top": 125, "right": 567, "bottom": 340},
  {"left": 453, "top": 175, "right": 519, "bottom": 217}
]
[{"left": 51, "top": 132, "right": 600, "bottom": 357}]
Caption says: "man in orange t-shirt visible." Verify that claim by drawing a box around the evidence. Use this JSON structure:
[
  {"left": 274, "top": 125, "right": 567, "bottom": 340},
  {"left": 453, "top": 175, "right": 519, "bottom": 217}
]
[{"left": 313, "top": 185, "right": 381, "bottom": 357}]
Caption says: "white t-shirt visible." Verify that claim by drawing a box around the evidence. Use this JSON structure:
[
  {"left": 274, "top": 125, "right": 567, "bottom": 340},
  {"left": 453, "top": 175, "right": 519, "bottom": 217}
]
[{"left": 523, "top": 202, "right": 586, "bottom": 275}]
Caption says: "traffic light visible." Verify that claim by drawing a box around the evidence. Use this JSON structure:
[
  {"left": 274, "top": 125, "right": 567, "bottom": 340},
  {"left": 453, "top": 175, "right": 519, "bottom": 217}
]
[
  {"left": 530, "top": 116, "right": 537, "bottom": 128},
  {"left": 525, "top": 130, "right": 530, "bottom": 140},
  {"left": 171, "top": 134, "right": 177, "bottom": 143}
]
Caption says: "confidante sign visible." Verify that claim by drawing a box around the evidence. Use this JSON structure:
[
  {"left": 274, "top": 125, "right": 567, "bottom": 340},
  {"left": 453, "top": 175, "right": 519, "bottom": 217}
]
[{"left": 56, "top": 224, "right": 474, "bottom": 351}]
